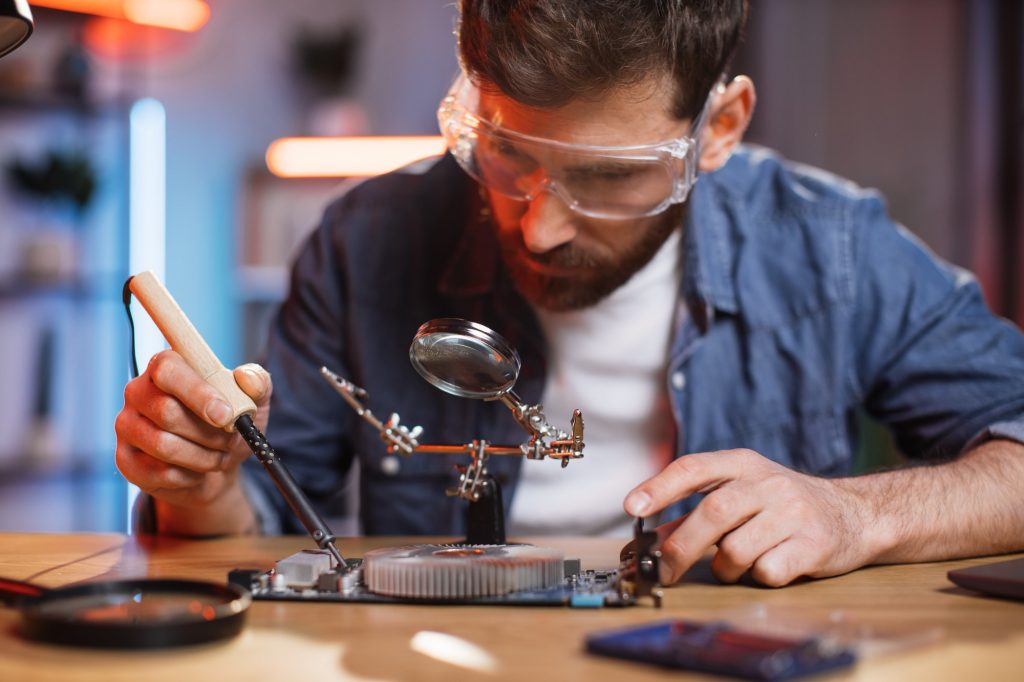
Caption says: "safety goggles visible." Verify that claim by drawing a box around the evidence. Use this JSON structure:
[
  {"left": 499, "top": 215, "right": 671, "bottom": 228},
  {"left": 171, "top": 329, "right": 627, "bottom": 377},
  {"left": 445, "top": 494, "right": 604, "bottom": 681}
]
[{"left": 437, "top": 73, "right": 712, "bottom": 219}]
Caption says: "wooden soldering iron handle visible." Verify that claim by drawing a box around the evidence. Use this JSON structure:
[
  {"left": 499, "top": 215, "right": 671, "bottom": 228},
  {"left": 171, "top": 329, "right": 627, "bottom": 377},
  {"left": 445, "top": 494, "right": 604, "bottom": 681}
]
[{"left": 128, "top": 270, "right": 257, "bottom": 430}]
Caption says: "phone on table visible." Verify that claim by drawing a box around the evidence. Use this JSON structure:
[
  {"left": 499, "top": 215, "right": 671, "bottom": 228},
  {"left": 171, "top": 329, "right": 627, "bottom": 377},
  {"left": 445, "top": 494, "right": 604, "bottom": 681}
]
[{"left": 585, "top": 619, "right": 856, "bottom": 681}]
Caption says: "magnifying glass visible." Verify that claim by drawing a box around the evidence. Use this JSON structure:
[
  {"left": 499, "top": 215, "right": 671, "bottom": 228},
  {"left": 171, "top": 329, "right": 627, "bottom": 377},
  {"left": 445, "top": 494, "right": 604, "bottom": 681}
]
[
  {"left": 0, "top": 577, "right": 250, "bottom": 648},
  {"left": 409, "top": 318, "right": 521, "bottom": 400}
]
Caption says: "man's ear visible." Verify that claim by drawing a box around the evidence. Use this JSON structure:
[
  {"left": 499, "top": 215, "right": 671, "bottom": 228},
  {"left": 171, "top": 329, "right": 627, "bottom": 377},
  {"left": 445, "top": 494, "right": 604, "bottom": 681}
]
[{"left": 698, "top": 76, "right": 756, "bottom": 172}]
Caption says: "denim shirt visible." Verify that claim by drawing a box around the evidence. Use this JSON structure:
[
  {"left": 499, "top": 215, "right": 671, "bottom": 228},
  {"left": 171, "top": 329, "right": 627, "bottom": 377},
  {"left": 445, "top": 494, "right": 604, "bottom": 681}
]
[{"left": 243, "top": 147, "right": 1024, "bottom": 536}]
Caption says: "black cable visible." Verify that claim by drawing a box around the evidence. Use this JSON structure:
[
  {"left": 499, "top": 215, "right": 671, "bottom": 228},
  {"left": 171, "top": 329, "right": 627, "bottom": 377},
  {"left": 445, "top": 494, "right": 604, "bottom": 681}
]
[{"left": 121, "top": 277, "right": 140, "bottom": 379}]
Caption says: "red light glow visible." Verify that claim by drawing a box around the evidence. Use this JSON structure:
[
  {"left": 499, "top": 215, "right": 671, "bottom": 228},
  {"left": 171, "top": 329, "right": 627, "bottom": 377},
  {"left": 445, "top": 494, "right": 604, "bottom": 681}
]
[{"left": 32, "top": 0, "right": 210, "bottom": 32}]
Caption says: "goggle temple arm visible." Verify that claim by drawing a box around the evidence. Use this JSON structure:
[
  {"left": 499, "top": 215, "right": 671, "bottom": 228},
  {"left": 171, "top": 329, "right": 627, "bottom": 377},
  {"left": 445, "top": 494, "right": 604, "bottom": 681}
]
[{"left": 672, "top": 77, "right": 727, "bottom": 202}]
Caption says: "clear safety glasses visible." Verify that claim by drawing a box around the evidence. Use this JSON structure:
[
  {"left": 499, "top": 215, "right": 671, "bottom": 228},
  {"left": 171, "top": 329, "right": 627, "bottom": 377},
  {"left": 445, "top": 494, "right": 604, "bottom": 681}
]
[{"left": 437, "top": 74, "right": 713, "bottom": 220}]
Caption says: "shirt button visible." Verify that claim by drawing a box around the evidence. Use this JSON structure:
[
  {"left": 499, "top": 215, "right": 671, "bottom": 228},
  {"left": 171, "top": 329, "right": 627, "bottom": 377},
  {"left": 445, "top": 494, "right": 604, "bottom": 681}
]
[
  {"left": 671, "top": 371, "right": 686, "bottom": 391},
  {"left": 381, "top": 456, "right": 400, "bottom": 475}
]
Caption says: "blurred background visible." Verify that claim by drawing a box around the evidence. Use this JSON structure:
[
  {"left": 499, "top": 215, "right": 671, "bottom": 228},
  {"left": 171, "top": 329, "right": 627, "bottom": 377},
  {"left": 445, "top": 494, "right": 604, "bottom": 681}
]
[{"left": 0, "top": 0, "right": 1020, "bottom": 533}]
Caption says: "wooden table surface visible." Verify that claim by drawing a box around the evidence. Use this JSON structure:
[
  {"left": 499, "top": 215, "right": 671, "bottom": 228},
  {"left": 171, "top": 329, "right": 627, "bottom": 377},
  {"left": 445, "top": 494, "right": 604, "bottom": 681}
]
[{"left": 0, "top": 532, "right": 1021, "bottom": 681}]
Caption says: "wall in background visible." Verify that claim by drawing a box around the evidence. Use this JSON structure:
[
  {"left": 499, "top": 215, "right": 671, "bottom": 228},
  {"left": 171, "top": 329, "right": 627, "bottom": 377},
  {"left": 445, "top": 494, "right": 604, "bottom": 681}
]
[{"left": 737, "top": 0, "right": 963, "bottom": 262}]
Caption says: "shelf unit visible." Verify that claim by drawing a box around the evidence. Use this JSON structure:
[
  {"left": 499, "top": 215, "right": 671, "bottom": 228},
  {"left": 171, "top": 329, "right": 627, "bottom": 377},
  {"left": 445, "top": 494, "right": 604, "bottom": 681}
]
[{"left": 0, "top": 84, "right": 131, "bottom": 532}]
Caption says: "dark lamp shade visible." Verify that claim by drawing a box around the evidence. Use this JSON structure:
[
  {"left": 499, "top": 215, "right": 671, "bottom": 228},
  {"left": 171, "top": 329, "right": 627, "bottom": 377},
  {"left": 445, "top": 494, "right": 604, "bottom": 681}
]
[{"left": 0, "top": 0, "right": 32, "bottom": 58}]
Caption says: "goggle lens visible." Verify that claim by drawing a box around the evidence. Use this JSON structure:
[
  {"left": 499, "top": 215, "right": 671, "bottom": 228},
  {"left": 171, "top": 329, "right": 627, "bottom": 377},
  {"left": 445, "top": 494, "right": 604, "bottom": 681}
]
[
  {"left": 470, "top": 133, "right": 676, "bottom": 217},
  {"left": 439, "top": 76, "right": 705, "bottom": 220}
]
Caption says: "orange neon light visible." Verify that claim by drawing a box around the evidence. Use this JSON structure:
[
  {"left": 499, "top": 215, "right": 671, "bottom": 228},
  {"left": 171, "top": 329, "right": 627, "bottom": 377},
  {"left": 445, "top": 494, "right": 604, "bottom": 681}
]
[
  {"left": 31, "top": 0, "right": 210, "bottom": 32},
  {"left": 266, "top": 136, "right": 448, "bottom": 178}
]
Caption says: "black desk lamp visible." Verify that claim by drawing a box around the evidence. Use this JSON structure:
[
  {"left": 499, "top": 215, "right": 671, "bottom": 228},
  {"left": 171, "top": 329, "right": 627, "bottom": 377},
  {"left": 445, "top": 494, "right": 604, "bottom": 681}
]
[{"left": 0, "top": 0, "right": 32, "bottom": 58}]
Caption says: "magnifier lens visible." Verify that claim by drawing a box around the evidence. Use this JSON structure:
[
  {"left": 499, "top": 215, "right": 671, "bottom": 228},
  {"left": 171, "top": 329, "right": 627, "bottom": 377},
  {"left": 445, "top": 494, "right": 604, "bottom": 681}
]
[
  {"left": 38, "top": 590, "right": 230, "bottom": 623},
  {"left": 410, "top": 319, "right": 521, "bottom": 399}
]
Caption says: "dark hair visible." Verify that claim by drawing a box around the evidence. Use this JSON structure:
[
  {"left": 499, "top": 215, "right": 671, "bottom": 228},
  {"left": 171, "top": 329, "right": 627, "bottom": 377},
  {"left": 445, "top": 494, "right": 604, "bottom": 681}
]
[{"left": 457, "top": 0, "right": 747, "bottom": 120}]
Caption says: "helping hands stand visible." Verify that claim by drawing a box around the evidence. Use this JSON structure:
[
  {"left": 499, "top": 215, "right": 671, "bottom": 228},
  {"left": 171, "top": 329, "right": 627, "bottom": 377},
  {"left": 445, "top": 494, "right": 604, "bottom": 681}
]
[{"left": 321, "top": 318, "right": 585, "bottom": 545}]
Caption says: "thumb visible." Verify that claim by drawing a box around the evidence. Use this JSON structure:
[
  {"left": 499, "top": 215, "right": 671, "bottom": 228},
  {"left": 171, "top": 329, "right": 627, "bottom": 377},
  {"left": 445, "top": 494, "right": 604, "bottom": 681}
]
[{"left": 233, "top": 363, "right": 272, "bottom": 406}]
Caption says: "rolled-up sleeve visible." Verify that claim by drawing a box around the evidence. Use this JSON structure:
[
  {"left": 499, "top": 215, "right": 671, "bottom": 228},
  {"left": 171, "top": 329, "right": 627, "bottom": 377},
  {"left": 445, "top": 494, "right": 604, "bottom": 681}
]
[{"left": 850, "top": 197, "right": 1024, "bottom": 459}]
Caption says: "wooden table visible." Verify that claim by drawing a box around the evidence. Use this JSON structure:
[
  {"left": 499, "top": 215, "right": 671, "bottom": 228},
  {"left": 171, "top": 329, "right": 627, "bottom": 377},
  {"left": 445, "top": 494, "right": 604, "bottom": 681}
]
[{"left": 0, "top": 533, "right": 1021, "bottom": 681}]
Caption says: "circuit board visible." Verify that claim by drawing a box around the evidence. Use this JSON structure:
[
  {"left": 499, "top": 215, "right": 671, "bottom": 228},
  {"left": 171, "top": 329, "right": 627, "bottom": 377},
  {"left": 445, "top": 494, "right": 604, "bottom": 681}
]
[{"left": 228, "top": 556, "right": 636, "bottom": 608}]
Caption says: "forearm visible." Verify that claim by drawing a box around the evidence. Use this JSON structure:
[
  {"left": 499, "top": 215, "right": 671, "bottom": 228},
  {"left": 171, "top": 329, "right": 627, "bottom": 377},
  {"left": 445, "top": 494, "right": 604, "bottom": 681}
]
[
  {"left": 154, "top": 475, "right": 259, "bottom": 537},
  {"left": 839, "top": 438, "right": 1024, "bottom": 564}
]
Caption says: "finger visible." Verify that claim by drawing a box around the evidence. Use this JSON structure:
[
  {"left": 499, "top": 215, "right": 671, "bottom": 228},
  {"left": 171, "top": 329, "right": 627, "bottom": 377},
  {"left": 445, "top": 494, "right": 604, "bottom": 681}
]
[
  {"left": 658, "top": 486, "right": 763, "bottom": 584},
  {"left": 115, "top": 442, "right": 204, "bottom": 492},
  {"left": 117, "top": 409, "right": 228, "bottom": 474},
  {"left": 711, "top": 513, "right": 788, "bottom": 584},
  {"left": 750, "top": 538, "right": 816, "bottom": 588},
  {"left": 233, "top": 363, "right": 273, "bottom": 406},
  {"left": 126, "top": 376, "right": 236, "bottom": 452},
  {"left": 624, "top": 449, "right": 756, "bottom": 517},
  {"left": 146, "top": 350, "right": 236, "bottom": 428}
]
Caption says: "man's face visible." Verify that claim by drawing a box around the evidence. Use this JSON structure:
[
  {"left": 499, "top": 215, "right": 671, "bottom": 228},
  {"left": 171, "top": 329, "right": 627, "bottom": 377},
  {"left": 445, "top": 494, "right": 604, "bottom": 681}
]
[{"left": 478, "top": 78, "right": 692, "bottom": 311}]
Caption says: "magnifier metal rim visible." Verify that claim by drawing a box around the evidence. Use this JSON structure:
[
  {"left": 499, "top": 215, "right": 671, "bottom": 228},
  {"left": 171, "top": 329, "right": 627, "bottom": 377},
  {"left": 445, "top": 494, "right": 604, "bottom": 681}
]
[
  {"left": 18, "top": 578, "right": 251, "bottom": 649},
  {"left": 409, "top": 318, "right": 521, "bottom": 399}
]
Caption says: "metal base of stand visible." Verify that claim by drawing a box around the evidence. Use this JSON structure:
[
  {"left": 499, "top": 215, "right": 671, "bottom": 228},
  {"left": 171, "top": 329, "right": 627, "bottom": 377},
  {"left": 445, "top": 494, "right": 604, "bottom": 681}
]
[{"left": 465, "top": 475, "right": 506, "bottom": 545}]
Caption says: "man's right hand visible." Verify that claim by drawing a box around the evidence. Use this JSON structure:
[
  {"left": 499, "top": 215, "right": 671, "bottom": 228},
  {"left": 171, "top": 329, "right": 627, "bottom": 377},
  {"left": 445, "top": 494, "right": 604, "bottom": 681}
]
[{"left": 114, "top": 350, "right": 272, "bottom": 536}]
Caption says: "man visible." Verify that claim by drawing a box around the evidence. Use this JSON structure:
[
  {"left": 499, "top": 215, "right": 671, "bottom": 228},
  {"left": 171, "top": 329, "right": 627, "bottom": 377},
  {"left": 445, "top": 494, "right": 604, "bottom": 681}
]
[{"left": 115, "top": 0, "right": 1024, "bottom": 587}]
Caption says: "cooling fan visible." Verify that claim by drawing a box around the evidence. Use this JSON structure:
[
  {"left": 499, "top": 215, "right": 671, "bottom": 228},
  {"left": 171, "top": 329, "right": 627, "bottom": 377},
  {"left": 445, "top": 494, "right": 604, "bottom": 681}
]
[{"left": 362, "top": 544, "right": 565, "bottom": 599}]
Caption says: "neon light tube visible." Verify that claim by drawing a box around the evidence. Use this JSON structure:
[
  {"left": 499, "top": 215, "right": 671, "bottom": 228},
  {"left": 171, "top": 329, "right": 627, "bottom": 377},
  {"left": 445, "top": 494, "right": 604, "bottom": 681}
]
[{"left": 266, "top": 136, "right": 447, "bottom": 178}]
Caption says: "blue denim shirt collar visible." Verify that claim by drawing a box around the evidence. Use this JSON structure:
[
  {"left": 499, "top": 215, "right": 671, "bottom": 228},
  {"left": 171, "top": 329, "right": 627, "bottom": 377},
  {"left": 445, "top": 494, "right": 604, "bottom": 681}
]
[{"left": 685, "top": 170, "right": 740, "bottom": 322}]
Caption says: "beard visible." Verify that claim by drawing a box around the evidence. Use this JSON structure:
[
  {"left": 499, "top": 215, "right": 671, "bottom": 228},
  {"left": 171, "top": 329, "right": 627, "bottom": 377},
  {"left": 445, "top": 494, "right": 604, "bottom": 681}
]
[{"left": 495, "top": 203, "right": 685, "bottom": 312}]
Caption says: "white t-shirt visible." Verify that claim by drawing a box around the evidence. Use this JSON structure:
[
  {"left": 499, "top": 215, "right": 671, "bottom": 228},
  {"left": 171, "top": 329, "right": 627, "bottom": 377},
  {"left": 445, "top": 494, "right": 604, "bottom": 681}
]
[{"left": 508, "top": 228, "right": 683, "bottom": 537}]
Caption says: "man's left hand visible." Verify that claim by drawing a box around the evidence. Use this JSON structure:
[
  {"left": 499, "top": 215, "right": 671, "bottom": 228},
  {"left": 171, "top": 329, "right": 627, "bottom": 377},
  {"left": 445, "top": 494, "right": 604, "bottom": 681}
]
[{"left": 624, "top": 449, "right": 882, "bottom": 587}]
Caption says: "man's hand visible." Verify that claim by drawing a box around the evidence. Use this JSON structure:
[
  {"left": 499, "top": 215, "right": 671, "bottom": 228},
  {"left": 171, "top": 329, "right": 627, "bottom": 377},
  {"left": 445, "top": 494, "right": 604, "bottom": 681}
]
[
  {"left": 624, "top": 449, "right": 882, "bottom": 587},
  {"left": 114, "top": 350, "right": 272, "bottom": 535}
]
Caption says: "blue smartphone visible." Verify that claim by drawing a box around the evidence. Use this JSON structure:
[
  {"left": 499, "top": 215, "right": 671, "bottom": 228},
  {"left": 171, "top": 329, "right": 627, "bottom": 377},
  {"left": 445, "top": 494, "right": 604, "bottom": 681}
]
[{"left": 585, "top": 619, "right": 856, "bottom": 680}]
